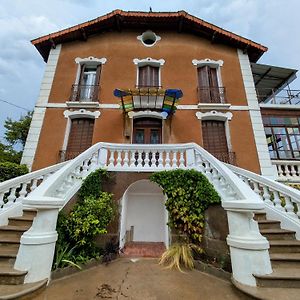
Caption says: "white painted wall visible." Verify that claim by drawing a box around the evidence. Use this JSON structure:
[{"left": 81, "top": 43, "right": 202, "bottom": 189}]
[
  {"left": 126, "top": 193, "right": 165, "bottom": 242},
  {"left": 21, "top": 45, "right": 62, "bottom": 170},
  {"left": 237, "top": 49, "right": 276, "bottom": 179},
  {"left": 119, "top": 180, "right": 168, "bottom": 247}
]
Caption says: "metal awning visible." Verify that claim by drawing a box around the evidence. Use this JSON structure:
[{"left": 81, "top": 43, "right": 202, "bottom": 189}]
[
  {"left": 251, "top": 63, "right": 297, "bottom": 102},
  {"left": 114, "top": 88, "right": 183, "bottom": 117}
]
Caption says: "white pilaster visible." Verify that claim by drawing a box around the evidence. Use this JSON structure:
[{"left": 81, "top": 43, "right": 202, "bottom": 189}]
[
  {"left": 237, "top": 49, "right": 276, "bottom": 179},
  {"left": 21, "top": 45, "right": 62, "bottom": 170}
]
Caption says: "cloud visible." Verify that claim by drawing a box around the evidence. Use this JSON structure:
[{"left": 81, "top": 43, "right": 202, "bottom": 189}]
[{"left": 0, "top": 0, "right": 299, "bottom": 140}]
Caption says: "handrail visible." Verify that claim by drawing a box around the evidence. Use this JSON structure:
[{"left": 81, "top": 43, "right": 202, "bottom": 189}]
[
  {"left": 0, "top": 161, "right": 67, "bottom": 211},
  {"left": 227, "top": 165, "right": 300, "bottom": 211}
]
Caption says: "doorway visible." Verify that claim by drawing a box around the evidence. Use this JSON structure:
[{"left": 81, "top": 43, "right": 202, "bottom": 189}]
[{"left": 133, "top": 118, "right": 162, "bottom": 144}]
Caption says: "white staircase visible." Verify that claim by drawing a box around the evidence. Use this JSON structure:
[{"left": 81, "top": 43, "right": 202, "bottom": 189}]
[{"left": 1, "top": 142, "right": 300, "bottom": 293}]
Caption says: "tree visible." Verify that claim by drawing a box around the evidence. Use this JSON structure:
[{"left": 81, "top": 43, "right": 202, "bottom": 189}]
[
  {"left": 0, "top": 111, "right": 32, "bottom": 164},
  {"left": 4, "top": 111, "right": 32, "bottom": 148}
]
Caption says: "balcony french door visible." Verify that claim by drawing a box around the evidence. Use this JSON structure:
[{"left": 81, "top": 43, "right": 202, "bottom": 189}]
[{"left": 133, "top": 118, "right": 162, "bottom": 144}]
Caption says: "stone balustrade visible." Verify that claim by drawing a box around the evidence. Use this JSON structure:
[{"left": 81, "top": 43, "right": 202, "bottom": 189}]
[
  {"left": 0, "top": 162, "right": 66, "bottom": 225},
  {"left": 228, "top": 164, "right": 300, "bottom": 239},
  {"left": 272, "top": 160, "right": 300, "bottom": 182}
]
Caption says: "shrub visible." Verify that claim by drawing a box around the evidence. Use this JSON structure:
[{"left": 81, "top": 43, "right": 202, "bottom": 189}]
[
  {"left": 150, "top": 169, "right": 220, "bottom": 244},
  {"left": 78, "top": 169, "right": 108, "bottom": 201},
  {"left": 0, "top": 162, "right": 28, "bottom": 182},
  {"left": 159, "top": 243, "right": 202, "bottom": 271},
  {"left": 66, "top": 193, "right": 114, "bottom": 248}
]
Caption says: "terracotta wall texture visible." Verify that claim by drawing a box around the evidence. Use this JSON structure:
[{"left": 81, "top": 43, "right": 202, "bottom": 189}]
[{"left": 32, "top": 29, "right": 261, "bottom": 174}]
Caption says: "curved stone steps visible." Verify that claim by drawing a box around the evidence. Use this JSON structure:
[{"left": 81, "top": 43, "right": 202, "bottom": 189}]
[
  {"left": 0, "top": 267, "right": 27, "bottom": 285},
  {"left": 270, "top": 253, "right": 300, "bottom": 268},
  {"left": 0, "top": 279, "right": 47, "bottom": 300},
  {"left": 260, "top": 228, "right": 296, "bottom": 240},
  {"left": 254, "top": 267, "right": 300, "bottom": 288}
]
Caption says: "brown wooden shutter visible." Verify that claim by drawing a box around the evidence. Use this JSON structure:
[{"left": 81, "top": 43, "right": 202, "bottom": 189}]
[
  {"left": 202, "top": 120, "right": 228, "bottom": 157},
  {"left": 138, "top": 66, "right": 159, "bottom": 87},
  {"left": 66, "top": 118, "right": 94, "bottom": 158},
  {"left": 92, "top": 64, "right": 101, "bottom": 101},
  {"left": 198, "top": 66, "right": 210, "bottom": 101},
  {"left": 209, "top": 68, "right": 220, "bottom": 102}
]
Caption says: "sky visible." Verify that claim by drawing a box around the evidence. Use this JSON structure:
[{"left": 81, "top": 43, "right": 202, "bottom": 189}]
[{"left": 0, "top": 0, "right": 299, "bottom": 143}]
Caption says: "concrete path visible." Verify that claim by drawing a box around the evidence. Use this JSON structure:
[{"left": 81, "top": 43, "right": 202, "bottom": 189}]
[{"left": 34, "top": 258, "right": 250, "bottom": 300}]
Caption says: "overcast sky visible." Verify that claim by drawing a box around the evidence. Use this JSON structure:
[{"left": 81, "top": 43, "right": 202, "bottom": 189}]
[{"left": 0, "top": 0, "right": 299, "bottom": 143}]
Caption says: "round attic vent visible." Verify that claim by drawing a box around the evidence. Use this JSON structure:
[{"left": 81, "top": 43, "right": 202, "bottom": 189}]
[{"left": 137, "top": 30, "right": 161, "bottom": 47}]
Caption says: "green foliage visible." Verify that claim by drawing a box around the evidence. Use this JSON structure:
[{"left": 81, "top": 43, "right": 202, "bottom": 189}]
[
  {"left": 53, "top": 189, "right": 115, "bottom": 270},
  {"left": 78, "top": 169, "right": 108, "bottom": 201},
  {"left": 159, "top": 243, "right": 202, "bottom": 271},
  {"left": 67, "top": 193, "right": 114, "bottom": 247},
  {"left": 0, "top": 162, "right": 28, "bottom": 182},
  {"left": 4, "top": 111, "right": 32, "bottom": 148},
  {"left": 0, "top": 143, "right": 22, "bottom": 164},
  {"left": 151, "top": 169, "right": 220, "bottom": 244}
]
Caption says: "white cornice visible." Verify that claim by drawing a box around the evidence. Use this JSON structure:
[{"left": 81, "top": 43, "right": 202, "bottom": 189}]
[
  {"left": 63, "top": 109, "right": 100, "bottom": 119},
  {"left": 133, "top": 57, "right": 165, "bottom": 67},
  {"left": 75, "top": 56, "right": 107, "bottom": 65},
  {"left": 192, "top": 58, "right": 224, "bottom": 67},
  {"left": 128, "top": 110, "right": 168, "bottom": 120},
  {"left": 196, "top": 110, "right": 233, "bottom": 121}
]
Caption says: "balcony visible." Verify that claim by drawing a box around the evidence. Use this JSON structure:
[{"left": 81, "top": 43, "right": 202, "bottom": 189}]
[
  {"left": 257, "top": 88, "right": 300, "bottom": 105},
  {"left": 114, "top": 87, "right": 183, "bottom": 118},
  {"left": 69, "top": 84, "right": 99, "bottom": 102},
  {"left": 197, "top": 86, "right": 226, "bottom": 104}
]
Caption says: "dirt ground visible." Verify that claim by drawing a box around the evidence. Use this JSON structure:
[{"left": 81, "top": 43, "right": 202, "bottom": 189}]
[{"left": 34, "top": 258, "right": 249, "bottom": 300}]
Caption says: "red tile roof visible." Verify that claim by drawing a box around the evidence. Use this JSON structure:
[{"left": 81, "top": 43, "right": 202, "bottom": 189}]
[{"left": 32, "top": 10, "right": 267, "bottom": 62}]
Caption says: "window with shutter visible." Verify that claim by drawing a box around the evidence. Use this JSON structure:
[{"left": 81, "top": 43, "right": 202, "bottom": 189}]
[
  {"left": 202, "top": 120, "right": 230, "bottom": 162},
  {"left": 138, "top": 65, "right": 159, "bottom": 88},
  {"left": 197, "top": 66, "right": 222, "bottom": 103},
  {"left": 66, "top": 118, "right": 95, "bottom": 159}
]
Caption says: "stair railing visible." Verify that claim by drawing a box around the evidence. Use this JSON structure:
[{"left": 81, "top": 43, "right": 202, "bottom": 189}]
[
  {"left": 228, "top": 164, "right": 300, "bottom": 239},
  {"left": 13, "top": 142, "right": 272, "bottom": 286},
  {"left": 0, "top": 162, "right": 67, "bottom": 226}
]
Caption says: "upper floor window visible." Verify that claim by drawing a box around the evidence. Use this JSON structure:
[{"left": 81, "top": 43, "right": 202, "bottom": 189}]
[
  {"left": 70, "top": 56, "right": 107, "bottom": 102},
  {"left": 263, "top": 116, "right": 300, "bottom": 160},
  {"left": 193, "top": 59, "right": 225, "bottom": 104},
  {"left": 133, "top": 57, "right": 165, "bottom": 89},
  {"left": 138, "top": 65, "right": 159, "bottom": 88}
]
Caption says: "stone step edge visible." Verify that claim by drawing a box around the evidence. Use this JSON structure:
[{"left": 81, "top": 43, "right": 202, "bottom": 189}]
[{"left": 0, "top": 279, "right": 47, "bottom": 300}]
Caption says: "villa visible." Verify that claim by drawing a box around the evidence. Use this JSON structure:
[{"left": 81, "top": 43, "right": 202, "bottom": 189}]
[{"left": 0, "top": 10, "right": 300, "bottom": 299}]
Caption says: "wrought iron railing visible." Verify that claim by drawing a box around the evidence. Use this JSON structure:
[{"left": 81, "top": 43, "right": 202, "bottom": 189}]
[
  {"left": 213, "top": 151, "right": 236, "bottom": 165},
  {"left": 256, "top": 88, "right": 300, "bottom": 105},
  {"left": 59, "top": 150, "right": 81, "bottom": 162},
  {"left": 197, "top": 86, "right": 226, "bottom": 104},
  {"left": 69, "top": 84, "right": 99, "bottom": 102}
]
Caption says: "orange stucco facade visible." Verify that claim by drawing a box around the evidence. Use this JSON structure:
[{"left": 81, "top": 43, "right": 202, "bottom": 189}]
[{"left": 31, "top": 29, "right": 261, "bottom": 173}]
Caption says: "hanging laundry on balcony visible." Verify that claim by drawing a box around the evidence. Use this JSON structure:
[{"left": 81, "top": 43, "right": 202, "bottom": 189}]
[{"left": 114, "top": 88, "right": 183, "bottom": 117}]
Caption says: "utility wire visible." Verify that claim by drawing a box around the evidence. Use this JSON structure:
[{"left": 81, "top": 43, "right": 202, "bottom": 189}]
[{"left": 0, "top": 98, "right": 31, "bottom": 112}]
